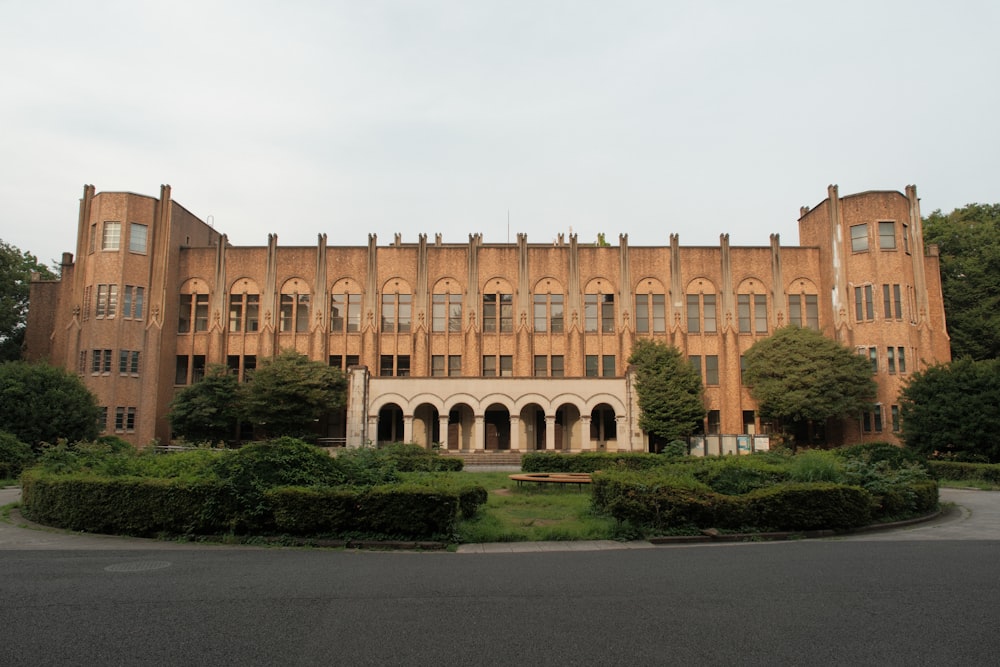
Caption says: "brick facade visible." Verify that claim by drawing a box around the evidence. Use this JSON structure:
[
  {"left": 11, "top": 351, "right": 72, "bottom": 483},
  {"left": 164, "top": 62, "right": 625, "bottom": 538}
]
[{"left": 25, "top": 184, "right": 950, "bottom": 451}]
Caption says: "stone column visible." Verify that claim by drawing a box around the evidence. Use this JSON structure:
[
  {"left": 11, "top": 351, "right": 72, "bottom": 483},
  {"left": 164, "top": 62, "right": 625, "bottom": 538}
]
[
  {"left": 366, "top": 415, "right": 378, "bottom": 447},
  {"left": 438, "top": 415, "right": 450, "bottom": 450},
  {"left": 545, "top": 415, "right": 556, "bottom": 451},
  {"left": 403, "top": 414, "right": 414, "bottom": 444},
  {"left": 579, "top": 415, "right": 592, "bottom": 451},
  {"left": 473, "top": 414, "right": 485, "bottom": 451},
  {"left": 509, "top": 415, "right": 521, "bottom": 451}
]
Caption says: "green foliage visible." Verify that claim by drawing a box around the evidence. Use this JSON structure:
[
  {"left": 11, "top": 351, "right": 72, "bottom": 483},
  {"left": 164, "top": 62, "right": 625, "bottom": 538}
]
[
  {"left": 522, "top": 451, "right": 676, "bottom": 473},
  {"left": 168, "top": 364, "right": 242, "bottom": 443},
  {"left": 627, "top": 339, "right": 706, "bottom": 442},
  {"left": 241, "top": 350, "right": 347, "bottom": 440},
  {"left": 923, "top": 203, "right": 1000, "bottom": 360},
  {"left": 742, "top": 326, "right": 876, "bottom": 439},
  {"left": 0, "top": 238, "right": 57, "bottom": 361},
  {"left": 376, "top": 442, "right": 464, "bottom": 471},
  {"left": 742, "top": 483, "right": 872, "bottom": 531},
  {"left": 927, "top": 460, "right": 1000, "bottom": 485},
  {"left": 693, "top": 456, "right": 790, "bottom": 494},
  {"left": 0, "top": 361, "right": 101, "bottom": 449},
  {"left": 787, "top": 450, "right": 843, "bottom": 483},
  {"left": 591, "top": 470, "right": 719, "bottom": 529},
  {"left": 835, "top": 441, "right": 928, "bottom": 468},
  {"left": 900, "top": 358, "right": 1000, "bottom": 463},
  {"left": 0, "top": 431, "right": 33, "bottom": 479}
]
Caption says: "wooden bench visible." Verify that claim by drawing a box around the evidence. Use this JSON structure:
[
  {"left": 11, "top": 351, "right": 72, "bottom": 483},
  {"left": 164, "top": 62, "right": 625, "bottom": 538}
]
[{"left": 508, "top": 472, "right": 593, "bottom": 490}]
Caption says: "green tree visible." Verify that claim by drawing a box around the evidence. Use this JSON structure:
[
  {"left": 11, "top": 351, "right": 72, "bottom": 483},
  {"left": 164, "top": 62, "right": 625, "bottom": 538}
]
[
  {"left": 0, "top": 239, "right": 58, "bottom": 361},
  {"left": 168, "top": 364, "right": 242, "bottom": 444},
  {"left": 899, "top": 358, "right": 1000, "bottom": 462},
  {"left": 0, "top": 361, "right": 101, "bottom": 450},
  {"left": 628, "top": 339, "right": 706, "bottom": 445},
  {"left": 742, "top": 326, "right": 876, "bottom": 445},
  {"left": 923, "top": 203, "right": 1000, "bottom": 360},
  {"left": 241, "top": 350, "right": 347, "bottom": 440}
]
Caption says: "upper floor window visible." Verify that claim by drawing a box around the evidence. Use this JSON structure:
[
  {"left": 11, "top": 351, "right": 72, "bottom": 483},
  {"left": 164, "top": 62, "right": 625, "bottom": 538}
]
[
  {"left": 229, "top": 292, "right": 260, "bottom": 332},
  {"left": 738, "top": 294, "right": 767, "bottom": 334},
  {"left": 381, "top": 293, "right": 411, "bottom": 333},
  {"left": 585, "top": 293, "right": 615, "bottom": 333},
  {"left": 533, "top": 293, "right": 565, "bottom": 333},
  {"left": 902, "top": 223, "right": 910, "bottom": 254},
  {"left": 882, "top": 284, "right": 903, "bottom": 320},
  {"left": 129, "top": 223, "right": 148, "bottom": 253},
  {"left": 483, "top": 293, "right": 513, "bottom": 333},
  {"left": 686, "top": 293, "right": 717, "bottom": 334},
  {"left": 850, "top": 223, "right": 868, "bottom": 252},
  {"left": 432, "top": 293, "right": 463, "bottom": 333},
  {"left": 280, "top": 293, "right": 310, "bottom": 333},
  {"left": 482, "top": 354, "right": 513, "bottom": 377},
  {"left": 331, "top": 293, "right": 361, "bottom": 333},
  {"left": 96, "top": 284, "right": 119, "bottom": 318},
  {"left": 102, "top": 221, "right": 121, "bottom": 250},
  {"left": 788, "top": 294, "right": 819, "bottom": 329},
  {"left": 122, "top": 285, "right": 144, "bottom": 320},
  {"left": 878, "top": 221, "right": 896, "bottom": 250},
  {"left": 635, "top": 293, "right": 666, "bottom": 334},
  {"left": 586, "top": 354, "right": 615, "bottom": 377},
  {"left": 854, "top": 285, "right": 875, "bottom": 322},
  {"left": 179, "top": 293, "right": 209, "bottom": 333}
]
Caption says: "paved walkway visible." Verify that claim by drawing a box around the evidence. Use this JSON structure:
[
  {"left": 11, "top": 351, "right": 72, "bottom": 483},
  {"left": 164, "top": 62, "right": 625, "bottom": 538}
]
[{"left": 3, "top": 486, "right": 997, "bottom": 552}]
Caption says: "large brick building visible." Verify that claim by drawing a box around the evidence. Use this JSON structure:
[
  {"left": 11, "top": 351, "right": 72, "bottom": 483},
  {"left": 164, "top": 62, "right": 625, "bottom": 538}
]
[{"left": 25, "top": 184, "right": 950, "bottom": 452}]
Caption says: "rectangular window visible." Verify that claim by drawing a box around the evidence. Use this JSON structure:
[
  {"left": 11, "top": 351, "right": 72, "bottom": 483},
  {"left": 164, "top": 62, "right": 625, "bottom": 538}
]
[
  {"left": 500, "top": 355, "right": 513, "bottom": 376},
  {"left": 115, "top": 407, "right": 125, "bottom": 431},
  {"left": 703, "top": 294, "right": 716, "bottom": 333},
  {"left": 689, "top": 355, "right": 702, "bottom": 379},
  {"left": 534, "top": 355, "right": 547, "bottom": 377},
  {"left": 347, "top": 294, "right": 361, "bottom": 332},
  {"left": 179, "top": 294, "right": 192, "bottom": 332},
  {"left": 343, "top": 355, "right": 356, "bottom": 370},
  {"left": 130, "top": 351, "right": 140, "bottom": 375},
  {"left": 652, "top": 294, "right": 666, "bottom": 332},
  {"left": 855, "top": 286, "right": 875, "bottom": 322},
  {"left": 449, "top": 295, "right": 463, "bottom": 332},
  {"left": 246, "top": 294, "right": 259, "bottom": 332},
  {"left": 893, "top": 284, "right": 902, "bottom": 320},
  {"left": 89, "top": 224, "right": 97, "bottom": 254},
  {"left": 295, "top": 294, "right": 310, "bottom": 333},
  {"left": 738, "top": 295, "right": 751, "bottom": 333},
  {"left": 850, "top": 223, "right": 868, "bottom": 252},
  {"left": 585, "top": 355, "right": 599, "bottom": 377},
  {"left": 194, "top": 294, "right": 208, "bottom": 332},
  {"left": 754, "top": 295, "right": 767, "bottom": 333},
  {"left": 448, "top": 355, "right": 462, "bottom": 377},
  {"left": 602, "top": 355, "right": 615, "bottom": 377},
  {"left": 432, "top": 355, "right": 446, "bottom": 377},
  {"left": 483, "top": 294, "right": 497, "bottom": 333},
  {"left": 873, "top": 405, "right": 883, "bottom": 432},
  {"left": 433, "top": 294, "right": 447, "bottom": 332},
  {"left": 869, "top": 347, "right": 878, "bottom": 373},
  {"left": 601, "top": 295, "right": 615, "bottom": 333},
  {"left": 230, "top": 294, "right": 244, "bottom": 332},
  {"left": 705, "top": 355, "right": 719, "bottom": 385},
  {"left": 584, "top": 295, "right": 598, "bottom": 333},
  {"left": 192, "top": 355, "right": 206, "bottom": 383},
  {"left": 396, "top": 355, "right": 410, "bottom": 377},
  {"left": 500, "top": 294, "right": 513, "bottom": 333},
  {"left": 897, "top": 347, "right": 906, "bottom": 374},
  {"left": 887, "top": 346, "right": 896, "bottom": 373},
  {"left": 883, "top": 284, "right": 903, "bottom": 319},
  {"left": 397, "top": 294, "right": 411, "bottom": 333},
  {"left": 107, "top": 285, "right": 118, "bottom": 318},
  {"left": 789, "top": 294, "right": 802, "bottom": 327},
  {"left": 331, "top": 294, "right": 346, "bottom": 332},
  {"left": 99, "top": 406, "right": 107, "bottom": 432},
  {"left": 534, "top": 295, "right": 547, "bottom": 333},
  {"left": 380, "top": 355, "right": 394, "bottom": 377},
  {"left": 130, "top": 286, "right": 144, "bottom": 319},
  {"left": 92, "top": 349, "right": 102, "bottom": 374},
  {"left": 891, "top": 405, "right": 901, "bottom": 432},
  {"left": 550, "top": 294, "right": 564, "bottom": 333},
  {"left": 281, "top": 294, "right": 295, "bottom": 332},
  {"left": 97, "top": 285, "right": 108, "bottom": 318},
  {"left": 805, "top": 295, "right": 818, "bottom": 329},
  {"left": 229, "top": 355, "right": 241, "bottom": 374},
  {"left": 78, "top": 350, "right": 87, "bottom": 375},
  {"left": 129, "top": 223, "right": 148, "bottom": 253},
  {"left": 686, "top": 294, "right": 700, "bottom": 333},
  {"left": 126, "top": 407, "right": 137, "bottom": 432},
  {"left": 878, "top": 221, "right": 896, "bottom": 250},
  {"left": 102, "top": 221, "right": 121, "bottom": 250},
  {"left": 902, "top": 223, "right": 910, "bottom": 254},
  {"left": 708, "top": 410, "right": 721, "bottom": 435},
  {"left": 551, "top": 355, "right": 564, "bottom": 377},
  {"left": 119, "top": 349, "right": 129, "bottom": 374},
  {"left": 175, "top": 355, "right": 189, "bottom": 385},
  {"left": 482, "top": 355, "right": 497, "bottom": 377}
]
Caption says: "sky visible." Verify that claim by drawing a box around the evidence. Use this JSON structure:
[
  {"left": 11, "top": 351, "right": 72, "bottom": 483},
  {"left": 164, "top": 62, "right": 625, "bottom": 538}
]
[{"left": 2, "top": 0, "right": 998, "bottom": 267}]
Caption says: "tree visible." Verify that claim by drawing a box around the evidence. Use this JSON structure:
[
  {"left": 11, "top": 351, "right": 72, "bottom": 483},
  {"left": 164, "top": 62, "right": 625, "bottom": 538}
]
[
  {"left": 742, "top": 326, "right": 876, "bottom": 444},
  {"left": 241, "top": 350, "right": 347, "bottom": 440},
  {"left": 0, "top": 239, "right": 58, "bottom": 361},
  {"left": 168, "top": 364, "right": 242, "bottom": 444},
  {"left": 0, "top": 361, "right": 101, "bottom": 450},
  {"left": 899, "top": 358, "right": 1000, "bottom": 462},
  {"left": 628, "top": 339, "right": 706, "bottom": 445},
  {"left": 923, "top": 203, "right": 1000, "bottom": 360}
]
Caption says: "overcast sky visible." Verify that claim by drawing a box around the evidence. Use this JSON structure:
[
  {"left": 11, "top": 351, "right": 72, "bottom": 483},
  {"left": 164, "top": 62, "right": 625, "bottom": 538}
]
[{"left": 2, "top": 1, "right": 997, "bottom": 266}]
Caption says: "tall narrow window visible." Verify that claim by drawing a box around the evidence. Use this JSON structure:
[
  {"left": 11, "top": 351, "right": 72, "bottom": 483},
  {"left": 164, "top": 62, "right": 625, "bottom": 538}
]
[
  {"left": 891, "top": 405, "right": 901, "bottom": 432},
  {"left": 703, "top": 294, "right": 716, "bottom": 333},
  {"left": 229, "top": 294, "right": 244, "bottom": 332},
  {"left": 129, "top": 223, "right": 148, "bottom": 253},
  {"left": 753, "top": 295, "right": 767, "bottom": 333},
  {"left": 534, "top": 295, "right": 548, "bottom": 333},
  {"left": 331, "top": 293, "right": 360, "bottom": 333},
  {"left": 102, "top": 221, "right": 121, "bottom": 250},
  {"left": 295, "top": 294, "right": 310, "bottom": 332},
  {"left": 551, "top": 355, "right": 564, "bottom": 377},
  {"left": 500, "top": 294, "right": 513, "bottom": 332},
  {"left": 601, "top": 355, "right": 615, "bottom": 377},
  {"left": 448, "top": 355, "right": 462, "bottom": 376},
  {"left": 381, "top": 294, "right": 396, "bottom": 333},
  {"left": 850, "top": 223, "right": 868, "bottom": 252},
  {"left": 686, "top": 295, "right": 700, "bottom": 333},
  {"left": 397, "top": 294, "right": 411, "bottom": 333},
  {"left": 482, "top": 355, "right": 497, "bottom": 377},
  {"left": 705, "top": 355, "right": 719, "bottom": 385},
  {"left": 805, "top": 294, "right": 818, "bottom": 329},
  {"left": 179, "top": 295, "right": 192, "bottom": 332},
  {"left": 534, "top": 355, "right": 547, "bottom": 377},
  {"left": 500, "top": 355, "right": 513, "bottom": 376},
  {"left": 482, "top": 294, "right": 497, "bottom": 332},
  {"left": 432, "top": 355, "right": 446, "bottom": 377},
  {"left": 897, "top": 347, "right": 906, "bottom": 373},
  {"left": 194, "top": 294, "right": 208, "bottom": 332},
  {"left": 585, "top": 355, "right": 599, "bottom": 377},
  {"left": 584, "top": 295, "right": 598, "bottom": 332},
  {"left": 738, "top": 295, "right": 751, "bottom": 333},
  {"left": 601, "top": 295, "right": 615, "bottom": 333},
  {"left": 902, "top": 223, "right": 910, "bottom": 254},
  {"left": 878, "top": 221, "right": 896, "bottom": 250},
  {"left": 868, "top": 347, "right": 878, "bottom": 373},
  {"left": 887, "top": 346, "right": 896, "bottom": 373},
  {"left": 689, "top": 355, "right": 702, "bottom": 379}
]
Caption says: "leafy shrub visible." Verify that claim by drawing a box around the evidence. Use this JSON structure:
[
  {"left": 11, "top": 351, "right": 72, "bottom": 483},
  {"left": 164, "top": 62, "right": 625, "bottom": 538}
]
[
  {"left": 742, "top": 483, "right": 873, "bottom": 531},
  {"left": 523, "top": 452, "right": 671, "bottom": 473},
  {"left": 693, "top": 456, "right": 789, "bottom": 495},
  {"left": 377, "top": 442, "right": 464, "bottom": 471},
  {"left": 927, "top": 460, "right": 1000, "bottom": 484},
  {"left": 592, "top": 470, "right": 719, "bottom": 529},
  {"left": 0, "top": 431, "right": 33, "bottom": 479},
  {"left": 787, "top": 450, "right": 843, "bottom": 483},
  {"left": 840, "top": 458, "right": 935, "bottom": 519}
]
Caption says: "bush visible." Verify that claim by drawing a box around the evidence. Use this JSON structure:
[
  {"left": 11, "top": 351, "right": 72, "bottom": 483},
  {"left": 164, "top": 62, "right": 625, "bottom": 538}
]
[
  {"left": 0, "top": 431, "right": 33, "bottom": 479},
  {"left": 591, "top": 470, "right": 719, "bottom": 530},
  {"left": 787, "top": 450, "right": 843, "bottom": 483},
  {"left": 377, "top": 443, "right": 464, "bottom": 471},
  {"left": 522, "top": 452, "right": 670, "bottom": 473},
  {"left": 742, "top": 483, "right": 873, "bottom": 531},
  {"left": 836, "top": 442, "right": 927, "bottom": 469},
  {"left": 693, "top": 456, "right": 790, "bottom": 495},
  {"left": 926, "top": 460, "right": 1000, "bottom": 484}
]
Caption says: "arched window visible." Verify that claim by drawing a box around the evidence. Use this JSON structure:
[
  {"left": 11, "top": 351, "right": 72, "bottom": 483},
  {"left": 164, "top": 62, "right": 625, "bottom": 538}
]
[
  {"left": 279, "top": 279, "right": 310, "bottom": 333},
  {"left": 229, "top": 278, "right": 260, "bottom": 333}
]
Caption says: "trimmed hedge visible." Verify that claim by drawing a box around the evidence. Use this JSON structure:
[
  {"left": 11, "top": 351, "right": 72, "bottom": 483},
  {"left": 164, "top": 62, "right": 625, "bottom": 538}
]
[
  {"left": 522, "top": 452, "right": 672, "bottom": 473},
  {"left": 742, "top": 483, "right": 872, "bottom": 531},
  {"left": 377, "top": 443, "right": 464, "bottom": 472},
  {"left": 927, "top": 460, "right": 1000, "bottom": 484}
]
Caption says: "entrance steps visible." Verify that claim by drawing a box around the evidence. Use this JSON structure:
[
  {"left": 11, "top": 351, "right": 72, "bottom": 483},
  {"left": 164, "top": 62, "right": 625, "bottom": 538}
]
[{"left": 441, "top": 451, "right": 524, "bottom": 467}]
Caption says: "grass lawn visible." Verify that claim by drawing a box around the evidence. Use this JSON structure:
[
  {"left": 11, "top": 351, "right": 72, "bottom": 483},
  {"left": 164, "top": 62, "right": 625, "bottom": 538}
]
[{"left": 454, "top": 471, "right": 624, "bottom": 543}]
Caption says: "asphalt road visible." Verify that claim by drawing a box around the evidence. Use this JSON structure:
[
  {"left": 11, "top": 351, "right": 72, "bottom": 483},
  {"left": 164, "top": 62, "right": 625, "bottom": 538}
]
[{"left": 1, "top": 489, "right": 999, "bottom": 666}]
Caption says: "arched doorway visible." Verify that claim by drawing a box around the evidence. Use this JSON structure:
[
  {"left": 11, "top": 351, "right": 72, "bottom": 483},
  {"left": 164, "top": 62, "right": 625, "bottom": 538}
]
[
  {"left": 377, "top": 403, "right": 404, "bottom": 445},
  {"left": 554, "top": 404, "right": 581, "bottom": 451},
  {"left": 590, "top": 403, "right": 617, "bottom": 451},
  {"left": 484, "top": 403, "right": 511, "bottom": 450},
  {"left": 448, "top": 404, "right": 474, "bottom": 450},
  {"left": 413, "top": 403, "right": 439, "bottom": 449},
  {"left": 519, "top": 403, "right": 545, "bottom": 450}
]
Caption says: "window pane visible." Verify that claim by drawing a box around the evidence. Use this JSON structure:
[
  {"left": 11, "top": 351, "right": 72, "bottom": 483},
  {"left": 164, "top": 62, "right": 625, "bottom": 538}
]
[
  {"left": 635, "top": 295, "right": 649, "bottom": 333},
  {"left": 585, "top": 355, "right": 598, "bottom": 377},
  {"left": 534, "top": 355, "right": 547, "bottom": 377},
  {"left": 601, "top": 295, "right": 614, "bottom": 333},
  {"left": 295, "top": 294, "right": 310, "bottom": 332},
  {"left": 483, "top": 355, "right": 496, "bottom": 377},
  {"left": 129, "top": 223, "right": 148, "bottom": 253},
  {"left": 500, "top": 355, "right": 513, "bottom": 376},
  {"left": 551, "top": 355, "right": 564, "bottom": 377},
  {"left": 705, "top": 355, "right": 719, "bottom": 385},
  {"left": 878, "top": 221, "right": 896, "bottom": 249},
  {"left": 738, "top": 295, "right": 750, "bottom": 333},
  {"left": 432, "top": 355, "right": 445, "bottom": 376},
  {"left": 686, "top": 294, "right": 700, "bottom": 333},
  {"left": 652, "top": 294, "right": 666, "bottom": 333},
  {"left": 703, "top": 294, "right": 716, "bottom": 333},
  {"left": 246, "top": 294, "right": 259, "bottom": 332},
  {"left": 754, "top": 295, "right": 767, "bottom": 333},
  {"left": 448, "top": 355, "right": 462, "bottom": 377},
  {"left": 195, "top": 294, "right": 209, "bottom": 331},
  {"left": 850, "top": 223, "right": 868, "bottom": 252},
  {"left": 102, "top": 222, "right": 121, "bottom": 250},
  {"left": 789, "top": 294, "right": 802, "bottom": 326},
  {"left": 397, "top": 294, "right": 411, "bottom": 333},
  {"left": 534, "top": 295, "right": 547, "bottom": 332},
  {"left": 381, "top": 294, "right": 395, "bottom": 333},
  {"left": 449, "top": 295, "right": 463, "bottom": 332},
  {"left": 805, "top": 294, "right": 818, "bottom": 329},
  {"left": 602, "top": 355, "right": 615, "bottom": 377},
  {"left": 330, "top": 294, "right": 345, "bottom": 332},
  {"left": 432, "top": 294, "right": 445, "bottom": 332},
  {"left": 550, "top": 294, "right": 563, "bottom": 333},
  {"left": 584, "top": 295, "right": 598, "bottom": 332}
]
